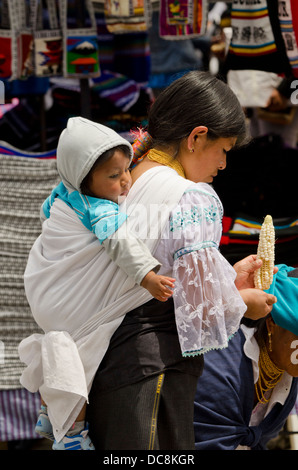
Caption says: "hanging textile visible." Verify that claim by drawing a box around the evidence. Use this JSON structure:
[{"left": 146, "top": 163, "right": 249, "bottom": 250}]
[
  {"left": 103, "top": 0, "right": 151, "bottom": 34},
  {"left": 0, "top": 0, "right": 62, "bottom": 80},
  {"left": 0, "top": 389, "right": 42, "bottom": 442},
  {"left": 0, "top": 0, "right": 17, "bottom": 79},
  {"left": 59, "top": 0, "right": 100, "bottom": 78},
  {"left": 32, "top": 0, "right": 63, "bottom": 77},
  {"left": 289, "top": 0, "right": 298, "bottom": 69},
  {"left": 16, "top": 0, "right": 35, "bottom": 79},
  {"left": 159, "top": 0, "right": 208, "bottom": 40},
  {"left": 229, "top": 1, "right": 277, "bottom": 57},
  {"left": 0, "top": 149, "right": 58, "bottom": 391},
  {"left": 92, "top": 70, "right": 140, "bottom": 112},
  {"left": 96, "top": 9, "right": 150, "bottom": 83},
  {"left": 224, "top": 0, "right": 291, "bottom": 74},
  {"left": 0, "top": 0, "right": 34, "bottom": 80},
  {"left": 278, "top": 0, "right": 298, "bottom": 78}
]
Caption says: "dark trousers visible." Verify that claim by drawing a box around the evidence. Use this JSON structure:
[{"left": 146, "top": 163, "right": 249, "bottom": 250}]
[{"left": 87, "top": 370, "right": 198, "bottom": 450}]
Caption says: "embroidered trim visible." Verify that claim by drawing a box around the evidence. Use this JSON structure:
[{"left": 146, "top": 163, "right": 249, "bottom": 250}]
[
  {"left": 170, "top": 203, "right": 220, "bottom": 232},
  {"left": 184, "top": 188, "right": 223, "bottom": 218},
  {"left": 204, "top": 204, "right": 219, "bottom": 223},
  {"left": 173, "top": 241, "right": 218, "bottom": 260},
  {"left": 170, "top": 206, "right": 202, "bottom": 232},
  {"left": 181, "top": 332, "right": 237, "bottom": 357}
]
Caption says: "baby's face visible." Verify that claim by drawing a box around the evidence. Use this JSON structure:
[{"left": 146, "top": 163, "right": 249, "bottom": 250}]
[{"left": 88, "top": 150, "right": 132, "bottom": 203}]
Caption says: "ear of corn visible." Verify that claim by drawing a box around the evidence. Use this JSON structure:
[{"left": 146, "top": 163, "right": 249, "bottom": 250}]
[{"left": 254, "top": 215, "right": 275, "bottom": 290}]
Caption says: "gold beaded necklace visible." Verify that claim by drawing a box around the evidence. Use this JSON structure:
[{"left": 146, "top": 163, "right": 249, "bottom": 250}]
[
  {"left": 255, "top": 338, "right": 284, "bottom": 404},
  {"left": 147, "top": 149, "right": 186, "bottom": 178}
]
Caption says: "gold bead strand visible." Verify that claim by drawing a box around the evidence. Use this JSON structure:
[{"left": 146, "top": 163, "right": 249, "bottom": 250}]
[{"left": 255, "top": 339, "right": 284, "bottom": 404}]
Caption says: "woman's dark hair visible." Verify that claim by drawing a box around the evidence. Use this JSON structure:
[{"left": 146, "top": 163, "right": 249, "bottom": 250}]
[
  {"left": 80, "top": 144, "right": 131, "bottom": 196},
  {"left": 147, "top": 71, "right": 248, "bottom": 154}
]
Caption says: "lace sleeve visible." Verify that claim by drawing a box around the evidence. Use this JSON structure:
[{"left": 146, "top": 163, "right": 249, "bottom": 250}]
[
  {"left": 173, "top": 249, "right": 247, "bottom": 355},
  {"left": 167, "top": 184, "right": 247, "bottom": 355}
]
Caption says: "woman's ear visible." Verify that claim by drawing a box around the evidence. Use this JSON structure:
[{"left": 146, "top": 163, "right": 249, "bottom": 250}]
[{"left": 187, "top": 126, "right": 208, "bottom": 151}]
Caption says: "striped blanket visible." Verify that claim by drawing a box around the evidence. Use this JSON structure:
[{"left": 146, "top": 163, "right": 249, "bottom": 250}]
[{"left": 0, "top": 147, "right": 59, "bottom": 390}]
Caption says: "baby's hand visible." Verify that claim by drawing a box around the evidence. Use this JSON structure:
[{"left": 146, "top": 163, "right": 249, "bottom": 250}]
[{"left": 141, "top": 272, "right": 175, "bottom": 302}]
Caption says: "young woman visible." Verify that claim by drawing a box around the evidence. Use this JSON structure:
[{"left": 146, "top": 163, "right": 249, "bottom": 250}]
[{"left": 85, "top": 71, "right": 277, "bottom": 449}]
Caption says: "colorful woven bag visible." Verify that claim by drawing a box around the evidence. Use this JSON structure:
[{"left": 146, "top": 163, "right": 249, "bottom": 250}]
[
  {"left": 159, "top": 0, "right": 208, "bottom": 39},
  {"left": 32, "top": 0, "right": 62, "bottom": 77},
  {"left": 59, "top": 0, "right": 100, "bottom": 78},
  {"left": 0, "top": 0, "right": 34, "bottom": 80},
  {"left": 103, "top": 0, "right": 150, "bottom": 34}
]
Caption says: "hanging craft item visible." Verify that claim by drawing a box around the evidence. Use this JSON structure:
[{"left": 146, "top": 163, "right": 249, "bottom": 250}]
[
  {"left": 16, "top": 0, "right": 35, "bottom": 79},
  {"left": 0, "top": 0, "right": 17, "bottom": 78},
  {"left": 32, "top": 0, "right": 62, "bottom": 77},
  {"left": 0, "top": 0, "right": 34, "bottom": 80},
  {"left": 159, "top": 0, "right": 208, "bottom": 39},
  {"left": 59, "top": 0, "right": 100, "bottom": 78},
  {"left": 224, "top": 0, "right": 290, "bottom": 74},
  {"left": 0, "top": 0, "right": 18, "bottom": 79},
  {"left": 278, "top": 0, "right": 298, "bottom": 78},
  {"left": 103, "top": 0, "right": 150, "bottom": 34},
  {"left": 228, "top": 0, "right": 277, "bottom": 58}
]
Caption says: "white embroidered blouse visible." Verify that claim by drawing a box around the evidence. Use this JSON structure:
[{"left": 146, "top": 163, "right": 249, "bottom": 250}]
[{"left": 155, "top": 182, "right": 247, "bottom": 356}]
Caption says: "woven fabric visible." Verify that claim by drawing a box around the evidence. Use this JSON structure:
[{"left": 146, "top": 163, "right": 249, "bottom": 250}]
[
  {"left": 224, "top": 0, "right": 291, "bottom": 74},
  {"left": 279, "top": 0, "right": 298, "bottom": 77},
  {"left": 0, "top": 152, "right": 59, "bottom": 389},
  {"left": 159, "top": 0, "right": 208, "bottom": 39},
  {"left": 0, "top": 388, "right": 41, "bottom": 441}
]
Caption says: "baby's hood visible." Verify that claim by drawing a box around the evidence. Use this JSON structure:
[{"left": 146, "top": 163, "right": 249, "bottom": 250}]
[{"left": 56, "top": 117, "right": 133, "bottom": 192}]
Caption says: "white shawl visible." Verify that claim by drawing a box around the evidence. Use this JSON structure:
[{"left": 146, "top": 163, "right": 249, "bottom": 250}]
[{"left": 19, "top": 166, "right": 192, "bottom": 442}]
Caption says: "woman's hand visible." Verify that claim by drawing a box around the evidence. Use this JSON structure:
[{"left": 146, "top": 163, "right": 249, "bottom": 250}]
[
  {"left": 240, "top": 288, "right": 277, "bottom": 320},
  {"left": 233, "top": 254, "right": 278, "bottom": 290}
]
